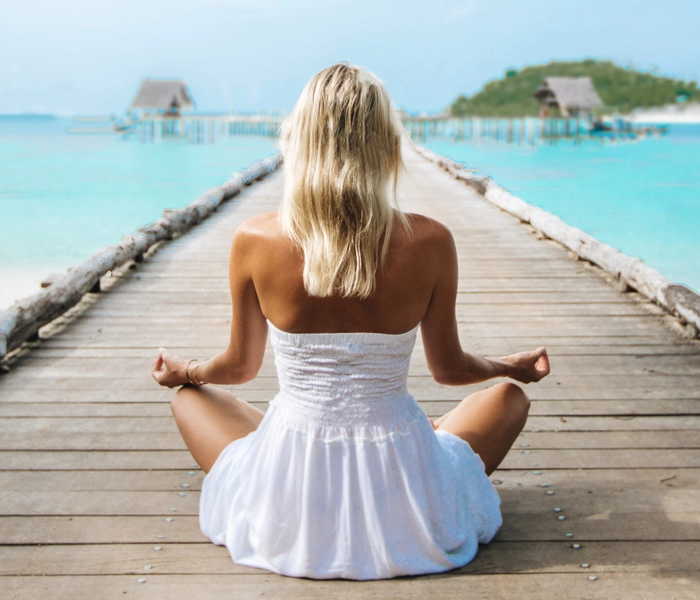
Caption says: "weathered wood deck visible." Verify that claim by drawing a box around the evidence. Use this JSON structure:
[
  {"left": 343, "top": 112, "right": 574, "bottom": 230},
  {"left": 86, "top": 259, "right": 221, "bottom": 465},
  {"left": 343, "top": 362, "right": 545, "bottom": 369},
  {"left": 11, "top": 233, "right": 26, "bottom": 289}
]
[{"left": 1, "top": 145, "right": 699, "bottom": 599}]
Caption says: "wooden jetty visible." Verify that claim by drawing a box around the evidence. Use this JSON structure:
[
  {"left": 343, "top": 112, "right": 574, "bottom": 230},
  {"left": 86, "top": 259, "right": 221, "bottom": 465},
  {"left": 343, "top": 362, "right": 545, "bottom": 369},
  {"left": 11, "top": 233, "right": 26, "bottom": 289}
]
[
  {"left": 1, "top": 145, "right": 699, "bottom": 598},
  {"left": 119, "top": 114, "right": 281, "bottom": 143},
  {"left": 68, "top": 114, "right": 282, "bottom": 142},
  {"left": 133, "top": 114, "right": 282, "bottom": 143},
  {"left": 402, "top": 115, "right": 668, "bottom": 144}
]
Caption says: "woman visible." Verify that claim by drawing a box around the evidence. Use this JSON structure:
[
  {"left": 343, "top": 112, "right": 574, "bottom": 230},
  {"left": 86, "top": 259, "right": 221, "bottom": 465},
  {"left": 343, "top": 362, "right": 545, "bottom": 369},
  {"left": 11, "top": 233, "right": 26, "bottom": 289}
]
[{"left": 152, "top": 63, "right": 550, "bottom": 580}]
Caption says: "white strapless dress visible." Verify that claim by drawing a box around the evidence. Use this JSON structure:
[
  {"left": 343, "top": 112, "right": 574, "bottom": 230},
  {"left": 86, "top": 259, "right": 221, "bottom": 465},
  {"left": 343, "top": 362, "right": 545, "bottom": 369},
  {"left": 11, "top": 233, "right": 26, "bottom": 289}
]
[{"left": 199, "top": 322, "right": 502, "bottom": 580}]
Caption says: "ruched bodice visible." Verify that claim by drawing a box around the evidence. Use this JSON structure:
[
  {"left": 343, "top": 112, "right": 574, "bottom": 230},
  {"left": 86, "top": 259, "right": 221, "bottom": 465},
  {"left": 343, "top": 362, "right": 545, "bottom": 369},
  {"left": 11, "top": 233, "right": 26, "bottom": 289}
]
[
  {"left": 199, "top": 321, "right": 502, "bottom": 580},
  {"left": 268, "top": 321, "right": 418, "bottom": 426}
]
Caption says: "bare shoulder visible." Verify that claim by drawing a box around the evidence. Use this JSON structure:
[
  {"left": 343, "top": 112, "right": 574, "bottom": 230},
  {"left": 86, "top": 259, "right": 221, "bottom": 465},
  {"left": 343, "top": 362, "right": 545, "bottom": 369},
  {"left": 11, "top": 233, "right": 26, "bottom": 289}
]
[
  {"left": 403, "top": 212, "right": 455, "bottom": 249},
  {"left": 235, "top": 212, "right": 281, "bottom": 237},
  {"left": 226, "top": 215, "right": 283, "bottom": 277},
  {"left": 230, "top": 213, "right": 281, "bottom": 248}
]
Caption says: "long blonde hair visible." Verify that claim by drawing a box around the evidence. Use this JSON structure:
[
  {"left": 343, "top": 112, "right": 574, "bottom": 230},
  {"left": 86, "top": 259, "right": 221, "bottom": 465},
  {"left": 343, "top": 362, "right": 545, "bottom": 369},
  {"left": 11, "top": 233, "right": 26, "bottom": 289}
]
[{"left": 279, "top": 63, "right": 406, "bottom": 299}]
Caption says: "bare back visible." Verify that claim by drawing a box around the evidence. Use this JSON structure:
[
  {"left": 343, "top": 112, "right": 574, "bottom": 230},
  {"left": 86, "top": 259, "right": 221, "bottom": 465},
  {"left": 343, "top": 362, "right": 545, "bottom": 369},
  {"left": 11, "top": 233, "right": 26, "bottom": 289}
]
[{"left": 238, "top": 211, "right": 453, "bottom": 335}]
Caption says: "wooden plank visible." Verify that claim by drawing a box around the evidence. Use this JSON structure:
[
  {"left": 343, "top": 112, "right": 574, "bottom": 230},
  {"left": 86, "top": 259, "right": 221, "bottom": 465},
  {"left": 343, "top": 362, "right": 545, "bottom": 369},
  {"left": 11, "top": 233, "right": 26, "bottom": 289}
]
[
  {"left": 497, "top": 448, "right": 700, "bottom": 468},
  {"left": 0, "top": 450, "right": 195, "bottom": 470},
  {"left": 32, "top": 314, "right": 674, "bottom": 334},
  {"left": 0, "top": 403, "right": 175, "bottom": 417},
  {"left": 15, "top": 353, "right": 700, "bottom": 383},
  {"left": 0, "top": 490, "right": 205, "bottom": 515},
  {"left": 2, "top": 430, "right": 700, "bottom": 459},
  {"left": 1, "top": 384, "right": 697, "bottom": 403},
  {"left": 38, "top": 301, "right": 668, "bottom": 320},
  {"left": 0, "top": 446, "right": 697, "bottom": 470},
  {"left": 0, "top": 572, "right": 697, "bottom": 600},
  {"left": 130, "top": 265, "right": 597, "bottom": 278},
  {"left": 492, "top": 466, "right": 700, "bottom": 488},
  {"left": 3, "top": 371, "right": 698, "bottom": 391},
  {"left": 428, "top": 399, "right": 700, "bottom": 417},
  {"left": 1, "top": 398, "right": 698, "bottom": 418},
  {"left": 68, "top": 276, "right": 620, "bottom": 294},
  {"left": 3, "top": 512, "right": 698, "bottom": 545},
  {"left": 57, "top": 289, "right": 659, "bottom": 306},
  {"left": 8, "top": 353, "right": 700, "bottom": 376},
  {"left": 0, "top": 433, "right": 188, "bottom": 450},
  {"left": 2, "top": 476, "right": 699, "bottom": 518},
  {"left": 21, "top": 343, "right": 700, "bottom": 359},
  {"left": 34, "top": 334, "right": 692, "bottom": 351},
  {"left": 2, "top": 467, "right": 694, "bottom": 492},
  {"left": 34, "top": 329, "right": 683, "bottom": 349},
  {"left": 0, "top": 470, "right": 205, "bottom": 491},
  {"left": 1, "top": 541, "right": 699, "bottom": 576},
  {"left": 0, "top": 415, "right": 697, "bottom": 437}
]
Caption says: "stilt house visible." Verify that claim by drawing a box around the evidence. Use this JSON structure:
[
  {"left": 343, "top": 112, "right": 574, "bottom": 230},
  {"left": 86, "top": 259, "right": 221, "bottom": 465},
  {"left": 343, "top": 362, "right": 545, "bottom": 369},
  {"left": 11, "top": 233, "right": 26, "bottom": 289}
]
[
  {"left": 129, "top": 79, "right": 195, "bottom": 116},
  {"left": 533, "top": 77, "right": 602, "bottom": 117}
]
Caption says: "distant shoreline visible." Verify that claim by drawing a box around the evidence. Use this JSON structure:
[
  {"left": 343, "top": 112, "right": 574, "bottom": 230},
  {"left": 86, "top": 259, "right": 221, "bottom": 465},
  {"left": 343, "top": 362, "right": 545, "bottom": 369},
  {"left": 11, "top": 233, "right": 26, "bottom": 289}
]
[
  {"left": 3, "top": 112, "right": 700, "bottom": 126},
  {"left": 628, "top": 113, "right": 700, "bottom": 124}
]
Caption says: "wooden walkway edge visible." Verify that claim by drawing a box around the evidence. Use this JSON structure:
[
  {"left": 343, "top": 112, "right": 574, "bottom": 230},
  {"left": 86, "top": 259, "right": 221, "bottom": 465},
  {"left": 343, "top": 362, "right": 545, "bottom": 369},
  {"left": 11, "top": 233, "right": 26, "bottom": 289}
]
[{"left": 1, "top": 144, "right": 699, "bottom": 599}]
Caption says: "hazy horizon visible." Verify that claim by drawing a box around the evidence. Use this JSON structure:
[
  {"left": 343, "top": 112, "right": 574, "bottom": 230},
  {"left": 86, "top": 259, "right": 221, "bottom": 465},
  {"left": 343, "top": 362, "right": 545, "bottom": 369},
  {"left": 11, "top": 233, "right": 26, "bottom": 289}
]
[{"left": 2, "top": 0, "right": 699, "bottom": 116}]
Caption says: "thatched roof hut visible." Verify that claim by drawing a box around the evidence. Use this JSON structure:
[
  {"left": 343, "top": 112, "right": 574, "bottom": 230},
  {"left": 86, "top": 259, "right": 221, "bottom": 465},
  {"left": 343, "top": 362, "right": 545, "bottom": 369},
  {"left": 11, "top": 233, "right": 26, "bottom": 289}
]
[
  {"left": 130, "top": 79, "right": 195, "bottom": 114},
  {"left": 534, "top": 77, "right": 602, "bottom": 117}
]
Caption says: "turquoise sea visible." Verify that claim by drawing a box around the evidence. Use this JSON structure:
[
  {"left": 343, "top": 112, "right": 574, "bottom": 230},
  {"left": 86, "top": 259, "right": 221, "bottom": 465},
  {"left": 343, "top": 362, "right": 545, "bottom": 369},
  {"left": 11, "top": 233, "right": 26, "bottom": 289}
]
[
  {"left": 0, "top": 116, "right": 278, "bottom": 308},
  {"left": 424, "top": 125, "right": 700, "bottom": 294}
]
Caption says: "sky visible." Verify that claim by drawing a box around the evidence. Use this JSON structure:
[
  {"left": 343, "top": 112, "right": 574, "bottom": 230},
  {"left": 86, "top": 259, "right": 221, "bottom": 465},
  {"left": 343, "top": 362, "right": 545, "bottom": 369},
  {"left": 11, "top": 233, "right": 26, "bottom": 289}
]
[{"left": 1, "top": 0, "right": 699, "bottom": 116}]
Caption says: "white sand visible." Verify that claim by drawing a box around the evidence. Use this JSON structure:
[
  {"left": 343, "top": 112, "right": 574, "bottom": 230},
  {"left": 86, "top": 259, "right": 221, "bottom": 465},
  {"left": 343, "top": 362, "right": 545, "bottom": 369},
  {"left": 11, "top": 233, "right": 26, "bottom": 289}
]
[
  {"left": 0, "top": 268, "right": 52, "bottom": 310},
  {"left": 628, "top": 103, "right": 700, "bottom": 124}
]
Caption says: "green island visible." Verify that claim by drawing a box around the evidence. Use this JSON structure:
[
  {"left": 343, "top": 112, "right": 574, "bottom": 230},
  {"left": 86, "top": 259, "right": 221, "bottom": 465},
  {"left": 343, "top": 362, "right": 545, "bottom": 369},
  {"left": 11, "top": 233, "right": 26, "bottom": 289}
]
[{"left": 450, "top": 59, "right": 700, "bottom": 116}]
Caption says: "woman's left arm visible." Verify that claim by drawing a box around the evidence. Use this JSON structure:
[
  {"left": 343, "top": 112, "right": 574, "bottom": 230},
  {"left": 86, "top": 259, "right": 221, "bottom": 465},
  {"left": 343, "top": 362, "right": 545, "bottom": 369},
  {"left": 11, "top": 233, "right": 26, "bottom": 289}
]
[{"left": 152, "top": 224, "right": 268, "bottom": 388}]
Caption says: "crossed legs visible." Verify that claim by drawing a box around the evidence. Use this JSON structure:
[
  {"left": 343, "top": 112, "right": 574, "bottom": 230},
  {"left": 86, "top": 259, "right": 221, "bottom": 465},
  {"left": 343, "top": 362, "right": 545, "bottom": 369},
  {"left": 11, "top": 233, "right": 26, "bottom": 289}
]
[
  {"left": 171, "top": 385, "right": 264, "bottom": 473},
  {"left": 434, "top": 382, "right": 530, "bottom": 475},
  {"left": 170, "top": 381, "right": 529, "bottom": 476}
]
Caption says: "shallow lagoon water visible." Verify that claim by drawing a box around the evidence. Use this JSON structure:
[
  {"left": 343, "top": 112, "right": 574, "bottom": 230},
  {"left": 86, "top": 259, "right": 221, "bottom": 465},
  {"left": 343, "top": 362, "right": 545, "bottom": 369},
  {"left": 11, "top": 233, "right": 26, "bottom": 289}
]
[
  {"left": 0, "top": 116, "right": 278, "bottom": 308},
  {"left": 424, "top": 125, "right": 700, "bottom": 293}
]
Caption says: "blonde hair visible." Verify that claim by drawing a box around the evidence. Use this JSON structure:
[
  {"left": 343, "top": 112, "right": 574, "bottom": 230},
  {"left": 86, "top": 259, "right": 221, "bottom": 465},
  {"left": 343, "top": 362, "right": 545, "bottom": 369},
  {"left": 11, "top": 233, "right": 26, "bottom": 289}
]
[{"left": 279, "top": 63, "right": 406, "bottom": 299}]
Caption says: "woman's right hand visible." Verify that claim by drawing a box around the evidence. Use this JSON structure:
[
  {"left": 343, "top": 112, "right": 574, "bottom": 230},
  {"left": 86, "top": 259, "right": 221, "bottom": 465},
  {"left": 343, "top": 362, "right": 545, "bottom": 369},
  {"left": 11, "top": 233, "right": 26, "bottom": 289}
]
[
  {"left": 151, "top": 348, "right": 190, "bottom": 388},
  {"left": 498, "top": 347, "right": 550, "bottom": 384}
]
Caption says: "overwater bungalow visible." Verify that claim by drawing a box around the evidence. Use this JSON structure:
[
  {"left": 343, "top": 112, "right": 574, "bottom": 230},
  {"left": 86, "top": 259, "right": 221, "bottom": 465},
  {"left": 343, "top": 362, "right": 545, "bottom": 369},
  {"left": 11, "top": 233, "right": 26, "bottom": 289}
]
[
  {"left": 129, "top": 78, "right": 195, "bottom": 117},
  {"left": 533, "top": 76, "right": 602, "bottom": 117}
]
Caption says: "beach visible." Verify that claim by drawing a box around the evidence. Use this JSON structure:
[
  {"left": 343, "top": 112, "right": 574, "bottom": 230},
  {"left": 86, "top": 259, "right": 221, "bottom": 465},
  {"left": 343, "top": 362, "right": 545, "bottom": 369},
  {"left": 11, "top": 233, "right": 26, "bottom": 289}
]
[{"left": 628, "top": 102, "right": 700, "bottom": 124}]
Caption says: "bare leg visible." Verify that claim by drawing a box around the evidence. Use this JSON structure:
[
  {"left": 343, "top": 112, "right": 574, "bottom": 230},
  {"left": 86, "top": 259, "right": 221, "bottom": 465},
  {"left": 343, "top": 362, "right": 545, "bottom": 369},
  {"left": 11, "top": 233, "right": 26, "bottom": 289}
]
[
  {"left": 435, "top": 382, "right": 530, "bottom": 476},
  {"left": 171, "top": 385, "right": 266, "bottom": 474}
]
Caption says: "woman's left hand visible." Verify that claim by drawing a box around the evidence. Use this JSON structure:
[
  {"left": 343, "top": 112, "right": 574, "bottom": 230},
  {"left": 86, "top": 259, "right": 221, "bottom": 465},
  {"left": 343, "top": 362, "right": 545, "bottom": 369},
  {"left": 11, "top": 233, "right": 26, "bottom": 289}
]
[
  {"left": 498, "top": 347, "right": 550, "bottom": 384},
  {"left": 152, "top": 348, "right": 190, "bottom": 388}
]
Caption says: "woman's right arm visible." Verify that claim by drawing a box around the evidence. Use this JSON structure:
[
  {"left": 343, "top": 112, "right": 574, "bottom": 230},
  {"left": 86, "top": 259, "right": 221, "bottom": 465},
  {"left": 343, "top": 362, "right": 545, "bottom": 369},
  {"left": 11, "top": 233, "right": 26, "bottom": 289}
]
[
  {"left": 152, "top": 222, "right": 269, "bottom": 388},
  {"left": 420, "top": 222, "right": 549, "bottom": 386}
]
